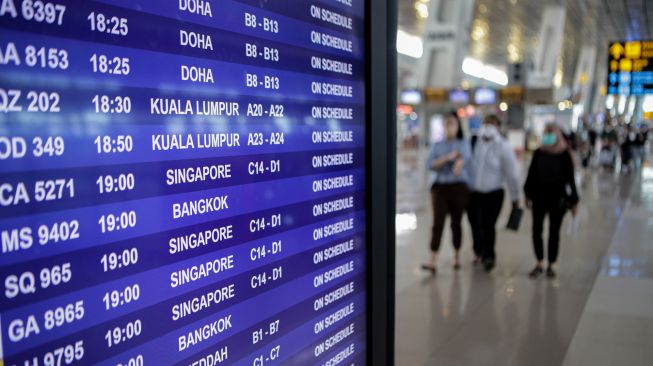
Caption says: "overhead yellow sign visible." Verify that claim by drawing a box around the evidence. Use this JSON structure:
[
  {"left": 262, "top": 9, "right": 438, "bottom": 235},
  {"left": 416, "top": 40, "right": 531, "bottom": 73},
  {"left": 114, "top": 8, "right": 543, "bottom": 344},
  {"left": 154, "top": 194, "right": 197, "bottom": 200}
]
[{"left": 608, "top": 40, "right": 653, "bottom": 95}]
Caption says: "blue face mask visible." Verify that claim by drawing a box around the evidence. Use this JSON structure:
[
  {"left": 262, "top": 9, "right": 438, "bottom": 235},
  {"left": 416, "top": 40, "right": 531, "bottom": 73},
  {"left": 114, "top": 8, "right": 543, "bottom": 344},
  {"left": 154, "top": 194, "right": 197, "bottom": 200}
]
[{"left": 541, "top": 133, "right": 557, "bottom": 146}]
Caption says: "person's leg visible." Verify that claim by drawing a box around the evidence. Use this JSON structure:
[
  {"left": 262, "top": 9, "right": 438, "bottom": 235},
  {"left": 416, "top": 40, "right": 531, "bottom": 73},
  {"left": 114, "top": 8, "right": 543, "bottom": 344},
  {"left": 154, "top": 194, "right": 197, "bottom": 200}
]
[
  {"left": 481, "top": 189, "right": 505, "bottom": 270},
  {"left": 425, "top": 185, "right": 447, "bottom": 271},
  {"left": 530, "top": 202, "right": 546, "bottom": 277},
  {"left": 467, "top": 192, "right": 483, "bottom": 261},
  {"left": 449, "top": 184, "right": 470, "bottom": 268},
  {"left": 546, "top": 206, "right": 567, "bottom": 277}
]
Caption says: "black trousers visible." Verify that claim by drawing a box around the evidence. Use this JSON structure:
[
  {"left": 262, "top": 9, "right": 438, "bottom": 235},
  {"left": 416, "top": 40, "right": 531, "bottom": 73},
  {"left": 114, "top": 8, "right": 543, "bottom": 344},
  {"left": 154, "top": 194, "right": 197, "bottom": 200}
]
[
  {"left": 531, "top": 202, "right": 567, "bottom": 263},
  {"left": 430, "top": 183, "right": 469, "bottom": 252},
  {"left": 467, "top": 189, "right": 504, "bottom": 260}
]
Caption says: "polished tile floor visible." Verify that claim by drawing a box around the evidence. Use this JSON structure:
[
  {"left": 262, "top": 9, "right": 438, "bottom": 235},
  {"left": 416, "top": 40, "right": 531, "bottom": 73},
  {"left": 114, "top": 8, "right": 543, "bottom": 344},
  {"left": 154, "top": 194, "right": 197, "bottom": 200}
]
[{"left": 394, "top": 148, "right": 653, "bottom": 366}]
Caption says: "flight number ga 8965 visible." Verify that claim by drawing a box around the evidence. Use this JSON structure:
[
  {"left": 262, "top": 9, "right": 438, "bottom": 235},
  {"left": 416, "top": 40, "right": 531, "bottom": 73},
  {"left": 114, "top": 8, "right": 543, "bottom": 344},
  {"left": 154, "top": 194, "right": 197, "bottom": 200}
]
[{"left": 7, "top": 300, "right": 84, "bottom": 343}]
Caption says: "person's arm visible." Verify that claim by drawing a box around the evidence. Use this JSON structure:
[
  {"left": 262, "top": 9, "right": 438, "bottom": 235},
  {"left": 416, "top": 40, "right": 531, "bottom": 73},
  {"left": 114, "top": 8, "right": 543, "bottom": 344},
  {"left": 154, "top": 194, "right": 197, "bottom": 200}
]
[
  {"left": 452, "top": 140, "right": 471, "bottom": 177},
  {"left": 501, "top": 142, "right": 520, "bottom": 204},
  {"left": 565, "top": 151, "right": 580, "bottom": 208},
  {"left": 430, "top": 145, "right": 457, "bottom": 170},
  {"left": 523, "top": 150, "right": 539, "bottom": 204}
]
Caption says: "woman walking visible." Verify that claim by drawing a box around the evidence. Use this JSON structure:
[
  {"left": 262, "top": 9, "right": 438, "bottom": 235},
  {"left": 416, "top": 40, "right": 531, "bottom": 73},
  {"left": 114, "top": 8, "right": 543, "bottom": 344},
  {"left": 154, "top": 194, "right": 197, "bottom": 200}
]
[
  {"left": 468, "top": 115, "right": 520, "bottom": 272},
  {"left": 524, "top": 123, "right": 579, "bottom": 278},
  {"left": 422, "top": 113, "right": 471, "bottom": 274}
]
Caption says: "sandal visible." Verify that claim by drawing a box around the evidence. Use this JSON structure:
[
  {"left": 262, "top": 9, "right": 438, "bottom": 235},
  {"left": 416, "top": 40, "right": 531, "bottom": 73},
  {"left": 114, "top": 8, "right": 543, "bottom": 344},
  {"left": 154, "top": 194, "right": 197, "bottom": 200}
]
[
  {"left": 421, "top": 264, "right": 437, "bottom": 275},
  {"left": 529, "top": 266, "right": 544, "bottom": 278},
  {"left": 546, "top": 267, "right": 557, "bottom": 278}
]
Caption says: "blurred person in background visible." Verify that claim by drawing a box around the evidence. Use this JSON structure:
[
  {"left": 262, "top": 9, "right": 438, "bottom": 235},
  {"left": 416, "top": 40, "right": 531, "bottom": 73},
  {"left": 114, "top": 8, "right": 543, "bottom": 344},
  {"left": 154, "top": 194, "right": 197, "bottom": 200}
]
[
  {"left": 633, "top": 125, "right": 648, "bottom": 169},
  {"left": 524, "top": 123, "right": 579, "bottom": 278},
  {"left": 421, "top": 113, "right": 471, "bottom": 274},
  {"left": 620, "top": 124, "right": 635, "bottom": 173},
  {"left": 468, "top": 115, "right": 520, "bottom": 272}
]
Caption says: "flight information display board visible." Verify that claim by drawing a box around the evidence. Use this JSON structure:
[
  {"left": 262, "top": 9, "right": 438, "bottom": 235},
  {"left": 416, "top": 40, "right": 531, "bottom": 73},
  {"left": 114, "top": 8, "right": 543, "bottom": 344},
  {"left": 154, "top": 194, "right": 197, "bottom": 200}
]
[
  {"left": 608, "top": 40, "right": 653, "bottom": 95},
  {"left": 0, "top": 0, "right": 367, "bottom": 365}
]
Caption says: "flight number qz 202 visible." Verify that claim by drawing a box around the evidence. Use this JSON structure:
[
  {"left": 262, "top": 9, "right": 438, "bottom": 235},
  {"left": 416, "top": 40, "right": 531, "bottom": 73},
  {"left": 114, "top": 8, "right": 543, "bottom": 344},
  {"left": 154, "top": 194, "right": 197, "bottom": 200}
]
[{"left": 0, "top": 89, "right": 60, "bottom": 113}]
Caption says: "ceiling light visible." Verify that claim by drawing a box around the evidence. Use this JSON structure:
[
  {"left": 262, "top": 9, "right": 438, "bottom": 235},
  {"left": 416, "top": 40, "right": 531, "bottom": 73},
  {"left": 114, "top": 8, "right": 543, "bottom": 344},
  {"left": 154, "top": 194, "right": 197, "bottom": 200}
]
[
  {"left": 499, "top": 102, "right": 508, "bottom": 111},
  {"left": 462, "top": 57, "right": 508, "bottom": 86},
  {"left": 397, "top": 30, "right": 423, "bottom": 58},
  {"left": 415, "top": 2, "right": 429, "bottom": 19}
]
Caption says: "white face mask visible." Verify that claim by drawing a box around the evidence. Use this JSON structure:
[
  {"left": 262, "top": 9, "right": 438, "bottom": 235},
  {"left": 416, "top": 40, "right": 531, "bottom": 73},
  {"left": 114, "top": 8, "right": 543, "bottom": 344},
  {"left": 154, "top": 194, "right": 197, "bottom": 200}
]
[{"left": 480, "top": 124, "right": 498, "bottom": 140}]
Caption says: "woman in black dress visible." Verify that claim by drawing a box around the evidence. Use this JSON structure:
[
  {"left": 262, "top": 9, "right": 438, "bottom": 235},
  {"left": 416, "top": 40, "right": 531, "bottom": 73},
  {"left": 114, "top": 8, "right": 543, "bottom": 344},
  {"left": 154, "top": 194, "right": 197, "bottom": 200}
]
[{"left": 524, "top": 123, "right": 579, "bottom": 278}]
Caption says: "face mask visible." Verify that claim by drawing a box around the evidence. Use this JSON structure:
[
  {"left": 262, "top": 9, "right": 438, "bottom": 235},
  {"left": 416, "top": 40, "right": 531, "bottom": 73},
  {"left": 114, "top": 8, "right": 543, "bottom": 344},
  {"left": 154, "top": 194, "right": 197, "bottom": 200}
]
[
  {"left": 541, "top": 133, "right": 557, "bottom": 146},
  {"left": 480, "top": 124, "right": 498, "bottom": 140}
]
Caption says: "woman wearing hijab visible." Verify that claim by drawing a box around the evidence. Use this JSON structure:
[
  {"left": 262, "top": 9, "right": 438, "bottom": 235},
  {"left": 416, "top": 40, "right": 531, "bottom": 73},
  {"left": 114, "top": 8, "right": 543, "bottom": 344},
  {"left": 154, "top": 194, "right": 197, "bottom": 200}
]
[
  {"left": 468, "top": 115, "right": 520, "bottom": 272},
  {"left": 422, "top": 113, "right": 471, "bottom": 274},
  {"left": 524, "top": 123, "right": 579, "bottom": 278}
]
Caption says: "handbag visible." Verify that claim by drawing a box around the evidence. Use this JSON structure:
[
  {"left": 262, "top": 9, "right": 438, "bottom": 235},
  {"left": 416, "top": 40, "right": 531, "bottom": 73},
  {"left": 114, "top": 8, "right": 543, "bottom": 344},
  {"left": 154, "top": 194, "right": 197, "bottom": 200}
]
[{"left": 505, "top": 206, "right": 523, "bottom": 231}]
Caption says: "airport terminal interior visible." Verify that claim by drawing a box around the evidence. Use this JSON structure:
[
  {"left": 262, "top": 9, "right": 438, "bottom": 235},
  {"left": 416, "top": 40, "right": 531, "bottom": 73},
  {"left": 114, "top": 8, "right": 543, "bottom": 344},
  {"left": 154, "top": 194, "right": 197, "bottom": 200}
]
[
  {"left": 394, "top": 0, "right": 653, "bottom": 365},
  {"left": 1, "top": 0, "right": 652, "bottom": 365}
]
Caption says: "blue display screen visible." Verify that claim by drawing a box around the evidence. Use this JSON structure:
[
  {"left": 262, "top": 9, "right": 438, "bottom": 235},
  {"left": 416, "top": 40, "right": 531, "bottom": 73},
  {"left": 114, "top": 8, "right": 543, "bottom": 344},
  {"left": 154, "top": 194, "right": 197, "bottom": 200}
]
[{"left": 0, "top": 0, "right": 367, "bottom": 365}]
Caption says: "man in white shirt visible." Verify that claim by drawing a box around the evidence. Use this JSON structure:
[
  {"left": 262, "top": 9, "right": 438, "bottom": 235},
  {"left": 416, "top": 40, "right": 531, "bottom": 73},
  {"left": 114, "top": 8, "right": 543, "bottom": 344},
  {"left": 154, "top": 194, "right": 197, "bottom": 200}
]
[{"left": 468, "top": 115, "right": 520, "bottom": 271}]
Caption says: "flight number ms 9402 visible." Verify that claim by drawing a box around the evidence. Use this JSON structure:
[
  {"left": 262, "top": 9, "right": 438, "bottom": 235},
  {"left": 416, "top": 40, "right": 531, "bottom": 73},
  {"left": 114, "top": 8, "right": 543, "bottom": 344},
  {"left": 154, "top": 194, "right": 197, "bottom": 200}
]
[
  {"left": 247, "top": 132, "right": 284, "bottom": 146},
  {"left": 1, "top": 220, "right": 80, "bottom": 254}
]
